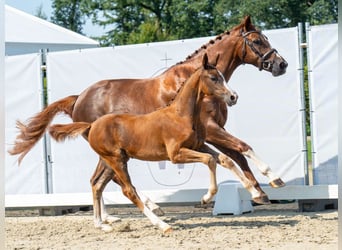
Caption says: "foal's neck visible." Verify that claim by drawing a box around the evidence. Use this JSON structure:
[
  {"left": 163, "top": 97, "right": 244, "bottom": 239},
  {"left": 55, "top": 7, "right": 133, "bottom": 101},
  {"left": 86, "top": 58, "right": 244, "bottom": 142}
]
[{"left": 170, "top": 69, "right": 204, "bottom": 118}]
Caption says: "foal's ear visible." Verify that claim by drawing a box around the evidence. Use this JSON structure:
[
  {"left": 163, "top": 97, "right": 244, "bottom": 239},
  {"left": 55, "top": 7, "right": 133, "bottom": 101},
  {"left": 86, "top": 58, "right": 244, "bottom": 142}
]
[{"left": 202, "top": 53, "right": 209, "bottom": 69}]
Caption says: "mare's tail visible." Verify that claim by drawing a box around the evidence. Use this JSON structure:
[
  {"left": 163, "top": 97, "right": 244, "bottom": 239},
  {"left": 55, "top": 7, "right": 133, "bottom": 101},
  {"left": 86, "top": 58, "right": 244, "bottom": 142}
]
[
  {"left": 49, "top": 122, "right": 91, "bottom": 142},
  {"left": 8, "top": 95, "right": 79, "bottom": 164}
]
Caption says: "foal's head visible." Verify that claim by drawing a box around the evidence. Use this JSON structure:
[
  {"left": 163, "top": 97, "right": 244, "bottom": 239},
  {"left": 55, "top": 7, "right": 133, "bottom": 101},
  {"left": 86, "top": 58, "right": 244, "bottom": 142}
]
[{"left": 200, "top": 53, "right": 238, "bottom": 106}]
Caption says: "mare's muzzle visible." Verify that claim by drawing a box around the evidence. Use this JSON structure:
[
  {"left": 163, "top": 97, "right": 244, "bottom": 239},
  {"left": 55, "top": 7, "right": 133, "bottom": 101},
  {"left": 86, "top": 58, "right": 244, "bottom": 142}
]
[{"left": 260, "top": 49, "right": 288, "bottom": 77}]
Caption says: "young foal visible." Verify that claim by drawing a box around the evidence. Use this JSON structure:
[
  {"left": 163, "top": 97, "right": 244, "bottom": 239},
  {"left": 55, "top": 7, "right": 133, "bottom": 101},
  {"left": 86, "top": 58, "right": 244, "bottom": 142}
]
[{"left": 49, "top": 54, "right": 245, "bottom": 233}]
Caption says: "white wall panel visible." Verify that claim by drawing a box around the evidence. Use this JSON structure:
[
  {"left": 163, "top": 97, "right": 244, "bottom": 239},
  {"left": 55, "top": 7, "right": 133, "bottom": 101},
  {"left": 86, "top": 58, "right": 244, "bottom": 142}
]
[
  {"left": 308, "top": 24, "right": 338, "bottom": 184},
  {"left": 5, "top": 53, "right": 46, "bottom": 194},
  {"left": 46, "top": 27, "right": 304, "bottom": 194}
]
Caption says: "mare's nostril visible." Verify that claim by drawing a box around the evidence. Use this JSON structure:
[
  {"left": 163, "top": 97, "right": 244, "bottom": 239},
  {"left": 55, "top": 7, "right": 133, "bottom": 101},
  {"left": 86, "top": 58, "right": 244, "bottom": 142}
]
[
  {"left": 280, "top": 61, "right": 288, "bottom": 69},
  {"left": 230, "top": 95, "right": 235, "bottom": 101}
]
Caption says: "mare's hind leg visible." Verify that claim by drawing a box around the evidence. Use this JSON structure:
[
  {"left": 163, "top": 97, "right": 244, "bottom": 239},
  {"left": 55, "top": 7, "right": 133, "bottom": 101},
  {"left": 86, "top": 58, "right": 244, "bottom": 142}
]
[{"left": 102, "top": 155, "right": 171, "bottom": 233}]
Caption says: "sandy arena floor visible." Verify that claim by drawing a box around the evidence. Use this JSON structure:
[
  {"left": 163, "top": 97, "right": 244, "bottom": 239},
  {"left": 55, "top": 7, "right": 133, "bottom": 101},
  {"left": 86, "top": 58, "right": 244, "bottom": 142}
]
[{"left": 5, "top": 202, "right": 338, "bottom": 250}]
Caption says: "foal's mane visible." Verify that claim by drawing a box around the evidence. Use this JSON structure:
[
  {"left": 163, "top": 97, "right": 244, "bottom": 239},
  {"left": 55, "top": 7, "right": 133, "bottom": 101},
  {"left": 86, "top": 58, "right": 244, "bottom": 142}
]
[{"left": 166, "top": 63, "right": 217, "bottom": 106}]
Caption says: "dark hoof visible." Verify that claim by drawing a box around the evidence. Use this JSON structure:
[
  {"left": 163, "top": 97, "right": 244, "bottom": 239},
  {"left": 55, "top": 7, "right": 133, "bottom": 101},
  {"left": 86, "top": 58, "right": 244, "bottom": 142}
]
[
  {"left": 253, "top": 195, "right": 271, "bottom": 205},
  {"left": 269, "top": 178, "right": 286, "bottom": 188},
  {"left": 152, "top": 207, "right": 165, "bottom": 216}
]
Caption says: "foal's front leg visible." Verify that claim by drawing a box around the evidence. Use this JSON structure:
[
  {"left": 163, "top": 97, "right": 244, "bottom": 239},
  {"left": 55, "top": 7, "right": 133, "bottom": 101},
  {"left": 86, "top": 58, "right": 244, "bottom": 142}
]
[{"left": 169, "top": 147, "right": 218, "bottom": 204}]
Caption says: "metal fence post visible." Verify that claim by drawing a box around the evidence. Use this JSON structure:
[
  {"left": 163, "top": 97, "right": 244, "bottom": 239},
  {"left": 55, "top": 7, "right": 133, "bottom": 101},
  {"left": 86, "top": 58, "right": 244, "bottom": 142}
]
[
  {"left": 297, "top": 23, "right": 310, "bottom": 185},
  {"left": 304, "top": 22, "right": 316, "bottom": 185},
  {"left": 40, "top": 49, "right": 53, "bottom": 194}
]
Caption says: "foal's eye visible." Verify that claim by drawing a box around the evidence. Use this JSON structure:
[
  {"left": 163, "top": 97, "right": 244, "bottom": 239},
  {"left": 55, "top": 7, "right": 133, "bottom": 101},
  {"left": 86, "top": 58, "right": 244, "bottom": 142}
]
[{"left": 210, "top": 76, "right": 218, "bottom": 82}]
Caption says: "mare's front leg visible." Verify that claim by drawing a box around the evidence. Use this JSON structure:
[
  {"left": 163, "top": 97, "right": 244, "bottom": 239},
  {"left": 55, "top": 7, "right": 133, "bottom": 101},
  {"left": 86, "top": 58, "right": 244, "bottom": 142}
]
[
  {"left": 200, "top": 144, "right": 270, "bottom": 204},
  {"left": 206, "top": 120, "right": 285, "bottom": 188}
]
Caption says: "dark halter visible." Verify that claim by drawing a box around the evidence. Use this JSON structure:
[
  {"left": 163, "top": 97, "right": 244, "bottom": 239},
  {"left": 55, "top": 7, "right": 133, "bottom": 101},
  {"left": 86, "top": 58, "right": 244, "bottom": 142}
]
[{"left": 240, "top": 29, "right": 277, "bottom": 71}]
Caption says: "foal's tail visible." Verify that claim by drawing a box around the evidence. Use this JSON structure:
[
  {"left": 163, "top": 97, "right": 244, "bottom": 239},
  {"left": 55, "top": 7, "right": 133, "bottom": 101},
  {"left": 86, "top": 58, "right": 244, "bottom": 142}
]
[
  {"left": 8, "top": 95, "right": 79, "bottom": 164},
  {"left": 49, "top": 122, "right": 91, "bottom": 142}
]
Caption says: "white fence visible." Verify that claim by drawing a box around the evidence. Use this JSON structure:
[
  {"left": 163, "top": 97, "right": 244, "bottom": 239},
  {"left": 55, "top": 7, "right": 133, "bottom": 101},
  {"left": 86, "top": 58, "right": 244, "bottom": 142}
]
[
  {"left": 5, "top": 24, "right": 337, "bottom": 206},
  {"left": 307, "top": 24, "right": 338, "bottom": 185}
]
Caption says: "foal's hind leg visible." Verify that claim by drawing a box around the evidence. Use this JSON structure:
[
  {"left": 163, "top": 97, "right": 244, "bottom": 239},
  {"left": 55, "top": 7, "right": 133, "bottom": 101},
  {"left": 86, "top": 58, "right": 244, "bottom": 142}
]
[
  {"left": 91, "top": 160, "right": 165, "bottom": 229},
  {"left": 90, "top": 160, "right": 118, "bottom": 232},
  {"left": 102, "top": 155, "right": 171, "bottom": 233},
  {"left": 92, "top": 159, "right": 164, "bottom": 219}
]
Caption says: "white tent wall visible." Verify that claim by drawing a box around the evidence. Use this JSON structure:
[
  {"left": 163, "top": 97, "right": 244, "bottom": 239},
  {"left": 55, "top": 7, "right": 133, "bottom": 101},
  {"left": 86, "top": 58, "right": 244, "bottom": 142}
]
[
  {"left": 5, "top": 5, "right": 99, "bottom": 56},
  {"left": 307, "top": 24, "right": 338, "bottom": 185},
  {"left": 46, "top": 26, "right": 304, "bottom": 196},
  {"left": 5, "top": 53, "right": 46, "bottom": 194}
]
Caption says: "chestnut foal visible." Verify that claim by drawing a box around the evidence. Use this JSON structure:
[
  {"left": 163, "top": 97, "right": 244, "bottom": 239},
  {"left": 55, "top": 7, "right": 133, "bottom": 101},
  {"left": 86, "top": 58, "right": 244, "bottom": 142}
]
[{"left": 48, "top": 54, "right": 252, "bottom": 233}]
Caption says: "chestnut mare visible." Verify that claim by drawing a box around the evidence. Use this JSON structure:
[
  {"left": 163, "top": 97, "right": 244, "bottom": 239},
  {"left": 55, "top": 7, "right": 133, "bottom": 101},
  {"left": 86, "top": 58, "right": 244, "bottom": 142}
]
[
  {"left": 9, "top": 16, "right": 287, "bottom": 228},
  {"left": 49, "top": 54, "right": 240, "bottom": 233}
]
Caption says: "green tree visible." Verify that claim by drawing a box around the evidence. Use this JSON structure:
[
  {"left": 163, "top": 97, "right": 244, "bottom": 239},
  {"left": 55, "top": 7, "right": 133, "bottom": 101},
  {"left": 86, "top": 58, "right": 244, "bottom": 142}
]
[
  {"left": 51, "top": 0, "right": 85, "bottom": 34},
  {"left": 81, "top": 0, "right": 337, "bottom": 46},
  {"left": 34, "top": 4, "right": 48, "bottom": 20}
]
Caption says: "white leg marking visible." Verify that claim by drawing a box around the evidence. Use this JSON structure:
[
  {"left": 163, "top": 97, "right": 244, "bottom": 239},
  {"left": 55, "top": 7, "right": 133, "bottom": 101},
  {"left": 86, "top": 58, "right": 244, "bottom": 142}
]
[
  {"left": 143, "top": 206, "right": 171, "bottom": 233},
  {"left": 100, "top": 197, "right": 121, "bottom": 224},
  {"left": 218, "top": 154, "right": 263, "bottom": 199},
  {"left": 242, "top": 149, "right": 279, "bottom": 182},
  {"left": 202, "top": 158, "right": 217, "bottom": 204}
]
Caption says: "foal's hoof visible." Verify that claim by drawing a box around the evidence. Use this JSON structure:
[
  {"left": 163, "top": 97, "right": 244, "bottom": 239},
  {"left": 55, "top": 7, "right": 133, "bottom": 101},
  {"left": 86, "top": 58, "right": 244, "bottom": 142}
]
[
  {"left": 252, "top": 195, "right": 271, "bottom": 205},
  {"left": 104, "top": 215, "right": 121, "bottom": 224},
  {"left": 100, "top": 224, "right": 114, "bottom": 233},
  {"left": 269, "top": 178, "right": 286, "bottom": 188}
]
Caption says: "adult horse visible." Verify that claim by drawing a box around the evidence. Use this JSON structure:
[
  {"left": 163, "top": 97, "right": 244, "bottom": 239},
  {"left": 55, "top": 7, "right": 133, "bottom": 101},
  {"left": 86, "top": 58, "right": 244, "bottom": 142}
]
[
  {"left": 9, "top": 16, "right": 287, "bottom": 226},
  {"left": 48, "top": 54, "right": 250, "bottom": 233}
]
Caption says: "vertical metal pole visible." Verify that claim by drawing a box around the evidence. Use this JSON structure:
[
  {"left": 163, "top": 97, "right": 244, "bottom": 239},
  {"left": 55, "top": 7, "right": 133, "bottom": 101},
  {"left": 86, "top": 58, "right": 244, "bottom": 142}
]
[
  {"left": 40, "top": 49, "right": 53, "bottom": 194},
  {"left": 305, "top": 22, "right": 316, "bottom": 185},
  {"left": 297, "top": 23, "right": 309, "bottom": 185},
  {"left": 0, "top": 0, "right": 5, "bottom": 248}
]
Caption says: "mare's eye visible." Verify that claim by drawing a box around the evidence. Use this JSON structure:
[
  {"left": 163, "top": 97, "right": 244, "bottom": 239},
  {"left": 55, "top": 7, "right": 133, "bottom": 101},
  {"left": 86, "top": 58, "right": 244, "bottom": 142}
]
[{"left": 253, "top": 39, "right": 261, "bottom": 45}]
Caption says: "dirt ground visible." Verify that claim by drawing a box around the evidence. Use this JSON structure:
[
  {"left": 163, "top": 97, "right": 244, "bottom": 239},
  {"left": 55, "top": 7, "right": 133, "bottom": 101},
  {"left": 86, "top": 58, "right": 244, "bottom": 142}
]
[{"left": 5, "top": 202, "right": 337, "bottom": 250}]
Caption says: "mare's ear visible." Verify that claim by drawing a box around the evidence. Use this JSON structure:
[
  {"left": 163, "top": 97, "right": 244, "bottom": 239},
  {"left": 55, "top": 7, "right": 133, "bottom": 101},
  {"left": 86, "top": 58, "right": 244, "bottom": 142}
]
[
  {"left": 242, "top": 15, "right": 254, "bottom": 32},
  {"left": 202, "top": 53, "right": 209, "bottom": 69}
]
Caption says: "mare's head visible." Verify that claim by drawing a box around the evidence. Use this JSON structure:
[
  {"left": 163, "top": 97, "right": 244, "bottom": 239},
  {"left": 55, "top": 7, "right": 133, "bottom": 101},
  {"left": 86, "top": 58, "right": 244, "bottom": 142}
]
[
  {"left": 232, "top": 16, "right": 288, "bottom": 76},
  {"left": 200, "top": 53, "right": 238, "bottom": 106}
]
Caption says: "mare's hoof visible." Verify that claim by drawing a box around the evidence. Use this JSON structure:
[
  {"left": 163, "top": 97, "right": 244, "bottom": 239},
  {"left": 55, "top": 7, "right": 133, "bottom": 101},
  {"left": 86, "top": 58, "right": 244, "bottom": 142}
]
[
  {"left": 253, "top": 195, "right": 271, "bottom": 205},
  {"left": 152, "top": 207, "right": 165, "bottom": 216},
  {"left": 162, "top": 226, "right": 173, "bottom": 234},
  {"left": 269, "top": 178, "right": 286, "bottom": 188}
]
